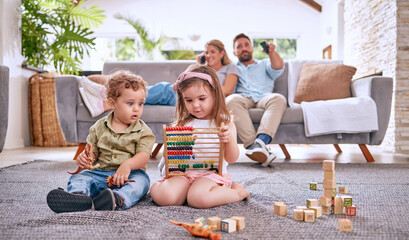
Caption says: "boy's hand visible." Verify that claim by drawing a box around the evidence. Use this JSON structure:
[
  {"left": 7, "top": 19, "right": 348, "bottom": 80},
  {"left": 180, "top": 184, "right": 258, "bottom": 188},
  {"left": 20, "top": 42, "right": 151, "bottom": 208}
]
[
  {"left": 112, "top": 163, "right": 132, "bottom": 186},
  {"left": 75, "top": 145, "right": 95, "bottom": 169},
  {"left": 218, "top": 122, "right": 232, "bottom": 143}
]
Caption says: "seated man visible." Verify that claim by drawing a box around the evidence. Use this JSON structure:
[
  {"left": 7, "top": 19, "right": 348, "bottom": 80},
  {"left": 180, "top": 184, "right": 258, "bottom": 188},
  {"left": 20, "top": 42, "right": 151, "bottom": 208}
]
[{"left": 226, "top": 33, "right": 286, "bottom": 167}]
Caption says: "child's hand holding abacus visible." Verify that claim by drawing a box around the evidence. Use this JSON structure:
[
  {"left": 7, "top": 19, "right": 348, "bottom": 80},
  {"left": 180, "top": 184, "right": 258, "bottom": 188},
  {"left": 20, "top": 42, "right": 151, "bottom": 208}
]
[{"left": 218, "top": 122, "right": 234, "bottom": 143}]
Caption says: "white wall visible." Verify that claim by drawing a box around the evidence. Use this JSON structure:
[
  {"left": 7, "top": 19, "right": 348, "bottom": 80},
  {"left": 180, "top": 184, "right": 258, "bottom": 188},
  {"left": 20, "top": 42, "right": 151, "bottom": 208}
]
[
  {"left": 1, "top": 0, "right": 30, "bottom": 149},
  {"left": 81, "top": 0, "right": 326, "bottom": 70},
  {"left": 1, "top": 0, "right": 341, "bottom": 149}
]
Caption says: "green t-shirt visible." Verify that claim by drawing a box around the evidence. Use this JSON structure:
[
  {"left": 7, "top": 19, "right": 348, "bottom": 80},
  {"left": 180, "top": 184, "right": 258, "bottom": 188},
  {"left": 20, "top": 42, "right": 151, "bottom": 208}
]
[{"left": 86, "top": 112, "right": 155, "bottom": 171}]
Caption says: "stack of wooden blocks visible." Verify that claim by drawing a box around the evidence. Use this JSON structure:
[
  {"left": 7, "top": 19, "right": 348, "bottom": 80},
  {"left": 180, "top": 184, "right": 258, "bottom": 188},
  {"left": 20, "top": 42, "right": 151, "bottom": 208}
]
[{"left": 288, "top": 160, "right": 355, "bottom": 232}]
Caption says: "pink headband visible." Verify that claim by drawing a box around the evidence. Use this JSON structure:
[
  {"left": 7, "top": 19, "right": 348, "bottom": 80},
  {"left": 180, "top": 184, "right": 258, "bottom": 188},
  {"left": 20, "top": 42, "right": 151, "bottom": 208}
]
[{"left": 173, "top": 72, "right": 214, "bottom": 91}]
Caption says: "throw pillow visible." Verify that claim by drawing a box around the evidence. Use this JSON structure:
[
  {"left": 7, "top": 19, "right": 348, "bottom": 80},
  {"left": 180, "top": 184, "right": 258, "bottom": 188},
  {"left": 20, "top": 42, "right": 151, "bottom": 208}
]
[
  {"left": 293, "top": 63, "right": 357, "bottom": 104},
  {"left": 87, "top": 74, "right": 109, "bottom": 86}
]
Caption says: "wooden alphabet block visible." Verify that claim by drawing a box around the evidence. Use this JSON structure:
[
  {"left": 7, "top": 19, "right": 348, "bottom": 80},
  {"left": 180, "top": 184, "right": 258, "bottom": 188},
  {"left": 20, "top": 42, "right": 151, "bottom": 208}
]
[
  {"left": 293, "top": 209, "right": 304, "bottom": 221},
  {"left": 343, "top": 196, "right": 353, "bottom": 207},
  {"left": 324, "top": 170, "right": 335, "bottom": 179},
  {"left": 321, "top": 206, "right": 330, "bottom": 215},
  {"left": 274, "top": 203, "right": 288, "bottom": 216},
  {"left": 306, "top": 199, "right": 318, "bottom": 208},
  {"left": 322, "top": 160, "right": 335, "bottom": 171},
  {"left": 319, "top": 196, "right": 332, "bottom": 207},
  {"left": 310, "top": 182, "right": 317, "bottom": 190},
  {"left": 230, "top": 216, "right": 245, "bottom": 231},
  {"left": 323, "top": 179, "right": 336, "bottom": 189},
  {"left": 334, "top": 196, "right": 344, "bottom": 214},
  {"left": 221, "top": 219, "right": 236, "bottom": 233},
  {"left": 339, "top": 186, "right": 348, "bottom": 194},
  {"left": 309, "top": 206, "right": 322, "bottom": 218},
  {"left": 346, "top": 206, "right": 357, "bottom": 216},
  {"left": 206, "top": 216, "right": 221, "bottom": 231},
  {"left": 304, "top": 210, "right": 315, "bottom": 222},
  {"left": 338, "top": 218, "right": 353, "bottom": 232},
  {"left": 324, "top": 188, "right": 337, "bottom": 198}
]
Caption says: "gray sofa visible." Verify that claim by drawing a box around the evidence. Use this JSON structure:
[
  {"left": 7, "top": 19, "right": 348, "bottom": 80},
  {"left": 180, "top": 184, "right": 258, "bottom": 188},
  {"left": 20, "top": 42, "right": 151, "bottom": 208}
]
[
  {"left": 55, "top": 60, "right": 393, "bottom": 162},
  {"left": 0, "top": 65, "right": 9, "bottom": 152}
]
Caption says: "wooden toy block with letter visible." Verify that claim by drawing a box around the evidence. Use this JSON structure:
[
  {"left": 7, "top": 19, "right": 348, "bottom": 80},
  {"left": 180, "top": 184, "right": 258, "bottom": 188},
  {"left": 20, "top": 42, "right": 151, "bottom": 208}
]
[
  {"left": 334, "top": 196, "right": 344, "bottom": 214},
  {"left": 346, "top": 206, "right": 357, "bottom": 216},
  {"left": 324, "top": 188, "right": 337, "bottom": 198},
  {"left": 163, "top": 125, "right": 224, "bottom": 178},
  {"left": 343, "top": 196, "right": 353, "bottom": 207},
  {"left": 319, "top": 196, "right": 332, "bottom": 207},
  {"left": 310, "top": 182, "right": 317, "bottom": 190},
  {"left": 230, "top": 216, "right": 245, "bottom": 231},
  {"left": 338, "top": 218, "right": 353, "bottom": 232},
  {"left": 293, "top": 209, "right": 304, "bottom": 221},
  {"left": 306, "top": 199, "right": 318, "bottom": 208},
  {"left": 324, "top": 170, "right": 335, "bottom": 179},
  {"left": 321, "top": 206, "right": 330, "bottom": 215},
  {"left": 323, "top": 179, "right": 336, "bottom": 189},
  {"left": 221, "top": 219, "right": 236, "bottom": 233},
  {"left": 304, "top": 210, "right": 315, "bottom": 222},
  {"left": 339, "top": 186, "right": 348, "bottom": 194},
  {"left": 309, "top": 206, "right": 322, "bottom": 218},
  {"left": 274, "top": 203, "right": 288, "bottom": 216},
  {"left": 206, "top": 216, "right": 221, "bottom": 231},
  {"left": 322, "top": 160, "right": 335, "bottom": 171}
]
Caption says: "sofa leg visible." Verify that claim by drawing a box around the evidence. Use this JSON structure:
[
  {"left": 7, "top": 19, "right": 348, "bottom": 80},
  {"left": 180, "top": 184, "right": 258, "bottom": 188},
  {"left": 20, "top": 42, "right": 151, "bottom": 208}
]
[
  {"left": 333, "top": 144, "right": 342, "bottom": 153},
  {"left": 358, "top": 144, "right": 375, "bottom": 162},
  {"left": 73, "top": 143, "right": 86, "bottom": 160},
  {"left": 279, "top": 144, "right": 291, "bottom": 159},
  {"left": 151, "top": 143, "right": 163, "bottom": 158}
]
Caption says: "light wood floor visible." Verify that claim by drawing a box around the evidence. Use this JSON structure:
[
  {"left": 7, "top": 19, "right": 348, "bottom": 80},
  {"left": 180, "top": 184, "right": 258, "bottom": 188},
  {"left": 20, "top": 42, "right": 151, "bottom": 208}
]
[{"left": 1, "top": 144, "right": 408, "bottom": 168}]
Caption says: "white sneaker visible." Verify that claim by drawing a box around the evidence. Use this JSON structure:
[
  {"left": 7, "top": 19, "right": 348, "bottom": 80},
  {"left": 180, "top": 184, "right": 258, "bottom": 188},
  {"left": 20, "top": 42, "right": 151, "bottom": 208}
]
[
  {"left": 79, "top": 87, "right": 104, "bottom": 118},
  {"left": 245, "top": 139, "right": 276, "bottom": 167},
  {"left": 78, "top": 76, "right": 106, "bottom": 99}
]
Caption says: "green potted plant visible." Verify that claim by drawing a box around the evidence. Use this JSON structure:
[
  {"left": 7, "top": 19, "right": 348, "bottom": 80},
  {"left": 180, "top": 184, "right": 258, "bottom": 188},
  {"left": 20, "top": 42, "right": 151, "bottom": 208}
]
[{"left": 21, "top": 0, "right": 106, "bottom": 74}]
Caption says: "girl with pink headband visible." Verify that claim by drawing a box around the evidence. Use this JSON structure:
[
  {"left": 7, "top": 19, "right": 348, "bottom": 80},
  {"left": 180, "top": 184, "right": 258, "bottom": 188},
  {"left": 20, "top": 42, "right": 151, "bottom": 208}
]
[{"left": 150, "top": 64, "right": 250, "bottom": 209}]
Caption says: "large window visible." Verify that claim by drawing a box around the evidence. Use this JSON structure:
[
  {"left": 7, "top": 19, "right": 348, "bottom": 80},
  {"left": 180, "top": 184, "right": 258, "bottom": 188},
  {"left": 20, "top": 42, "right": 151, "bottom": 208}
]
[{"left": 253, "top": 38, "right": 297, "bottom": 60}]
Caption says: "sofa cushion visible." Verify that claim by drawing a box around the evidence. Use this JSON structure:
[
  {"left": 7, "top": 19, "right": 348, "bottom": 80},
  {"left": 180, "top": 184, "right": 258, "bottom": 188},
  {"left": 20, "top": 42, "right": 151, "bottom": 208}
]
[{"left": 293, "top": 63, "right": 357, "bottom": 103}]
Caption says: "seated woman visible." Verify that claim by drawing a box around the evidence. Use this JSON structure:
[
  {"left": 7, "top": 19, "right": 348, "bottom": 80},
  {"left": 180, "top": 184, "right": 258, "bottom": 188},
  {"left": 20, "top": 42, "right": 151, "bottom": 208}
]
[{"left": 79, "top": 39, "right": 238, "bottom": 117}]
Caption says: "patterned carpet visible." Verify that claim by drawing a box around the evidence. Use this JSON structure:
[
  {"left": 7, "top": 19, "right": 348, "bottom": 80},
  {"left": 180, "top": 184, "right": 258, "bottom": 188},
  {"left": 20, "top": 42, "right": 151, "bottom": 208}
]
[{"left": 0, "top": 160, "right": 408, "bottom": 239}]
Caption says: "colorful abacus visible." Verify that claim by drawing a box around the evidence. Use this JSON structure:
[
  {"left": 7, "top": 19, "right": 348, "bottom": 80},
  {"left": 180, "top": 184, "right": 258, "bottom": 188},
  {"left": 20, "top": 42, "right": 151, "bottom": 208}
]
[{"left": 163, "top": 125, "right": 224, "bottom": 178}]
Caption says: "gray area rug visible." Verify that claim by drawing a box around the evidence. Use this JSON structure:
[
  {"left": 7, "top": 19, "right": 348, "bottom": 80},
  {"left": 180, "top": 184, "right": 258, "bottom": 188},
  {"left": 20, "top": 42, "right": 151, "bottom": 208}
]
[{"left": 1, "top": 160, "right": 408, "bottom": 239}]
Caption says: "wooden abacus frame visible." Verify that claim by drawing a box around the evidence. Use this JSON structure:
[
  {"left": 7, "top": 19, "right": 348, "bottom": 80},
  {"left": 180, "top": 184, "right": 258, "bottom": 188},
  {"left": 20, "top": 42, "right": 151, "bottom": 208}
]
[{"left": 163, "top": 125, "right": 224, "bottom": 178}]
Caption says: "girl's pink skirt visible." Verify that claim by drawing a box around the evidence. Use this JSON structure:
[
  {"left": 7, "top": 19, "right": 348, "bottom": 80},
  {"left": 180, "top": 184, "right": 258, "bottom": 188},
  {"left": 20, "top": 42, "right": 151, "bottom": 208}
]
[{"left": 159, "top": 171, "right": 232, "bottom": 187}]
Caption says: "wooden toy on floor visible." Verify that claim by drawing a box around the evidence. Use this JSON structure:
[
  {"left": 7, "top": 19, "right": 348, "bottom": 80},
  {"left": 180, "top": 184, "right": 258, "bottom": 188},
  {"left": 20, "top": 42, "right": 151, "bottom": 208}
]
[
  {"left": 163, "top": 126, "right": 224, "bottom": 178},
  {"left": 293, "top": 209, "right": 304, "bottom": 221},
  {"left": 346, "top": 206, "right": 357, "bottom": 216},
  {"left": 230, "top": 216, "right": 245, "bottom": 231},
  {"left": 339, "top": 186, "right": 348, "bottom": 194},
  {"left": 206, "top": 217, "right": 221, "bottom": 231},
  {"left": 338, "top": 218, "right": 353, "bottom": 232},
  {"left": 274, "top": 202, "right": 288, "bottom": 216},
  {"left": 310, "top": 182, "right": 317, "bottom": 190},
  {"left": 169, "top": 220, "right": 221, "bottom": 240},
  {"left": 221, "top": 219, "right": 236, "bottom": 233},
  {"left": 304, "top": 210, "right": 315, "bottom": 222}
]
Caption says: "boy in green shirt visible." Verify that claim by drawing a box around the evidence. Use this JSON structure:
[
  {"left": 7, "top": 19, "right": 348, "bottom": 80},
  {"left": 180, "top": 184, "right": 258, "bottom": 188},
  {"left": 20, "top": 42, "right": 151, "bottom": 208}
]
[{"left": 47, "top": 71, "right": 155, "bottom": 213}]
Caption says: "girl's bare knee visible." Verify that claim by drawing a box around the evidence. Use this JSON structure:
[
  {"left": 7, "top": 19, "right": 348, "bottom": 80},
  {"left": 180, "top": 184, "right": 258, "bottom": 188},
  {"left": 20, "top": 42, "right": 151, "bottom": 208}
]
[{"left": 150, "top": 182, "right": 186, "bottom": 206}]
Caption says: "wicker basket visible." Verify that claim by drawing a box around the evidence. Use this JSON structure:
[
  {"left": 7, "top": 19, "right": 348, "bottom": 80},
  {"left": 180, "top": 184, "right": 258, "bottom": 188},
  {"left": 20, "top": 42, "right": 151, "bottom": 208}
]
[{"left": 28, "top": 73, "right": 76, "bottom": 147}]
